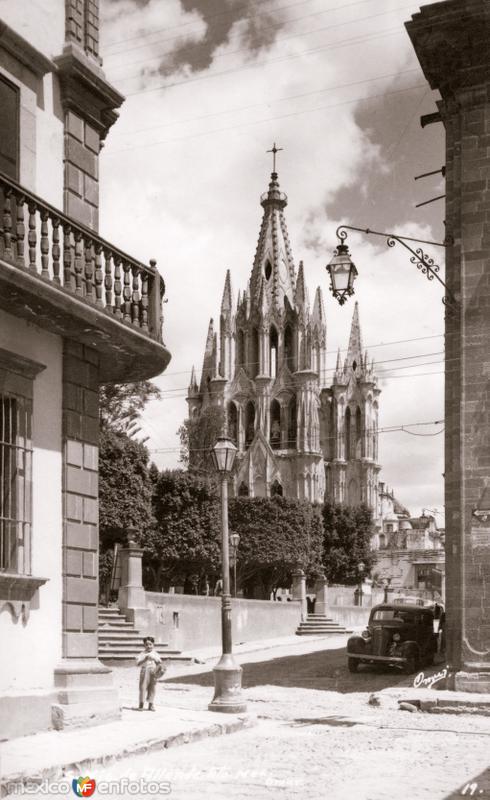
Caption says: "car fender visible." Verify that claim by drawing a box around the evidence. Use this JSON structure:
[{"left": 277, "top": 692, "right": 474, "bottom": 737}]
[
  {"left": 347, "top": 635, "right": 366, "bottom": 654},
  {"left": 400, "top": 640, "right": 420, "bottom": 659}
]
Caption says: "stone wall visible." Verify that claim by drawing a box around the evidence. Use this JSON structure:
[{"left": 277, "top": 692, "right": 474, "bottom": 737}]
[
  {"left": 62, "top": 340, "right": 99, "bottom": 660},
  {"left": 64, "top": 109, "right": 100, "bottom": 230},
  {"left": 407, "top": 0, "right": 490, "bottom": 692},
  {"left": 144, "top": 593, "right": 302, "bottom": 651}
]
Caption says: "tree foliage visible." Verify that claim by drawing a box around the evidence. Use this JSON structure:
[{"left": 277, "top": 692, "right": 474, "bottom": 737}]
[
  {"left": 321, "top": 502, "right": 375, "bottom": 584},
  {"left": 228, "top": 496, "right": 324, "bottom": 597},
  {"left": 99, "top": 428, "right": 154, "bottom": 551},
  {"left": 100, "top": 381, "right": 161, "bottom": 436},
  {"left": 140, "top": 469, "right": 221, "bottom": 591},
  {"left": 178, "top": 405, "right": 225, "bottom": 473}
]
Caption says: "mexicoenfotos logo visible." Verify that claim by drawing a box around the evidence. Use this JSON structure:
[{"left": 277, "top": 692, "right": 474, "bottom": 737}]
[{"left": 72, "top": 777, "right": 96, "bottom": 797}]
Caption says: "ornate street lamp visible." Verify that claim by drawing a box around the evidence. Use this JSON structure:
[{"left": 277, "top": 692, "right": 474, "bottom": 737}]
[
  {"left": 209, "top": 437, "right": 247, "bottom": 714},
  {"left": 326, "top": 234, "right": 357, "bottom": 305},
  {"left": 326, "top": 225, "right": 456, "bottom": 308},
  {"left": 230, "top": 532, "right": 240, "bottom": 598}
]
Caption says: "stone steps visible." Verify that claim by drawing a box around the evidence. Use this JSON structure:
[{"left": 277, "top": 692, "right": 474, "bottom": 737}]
[
  {"left": 97, "top": 607, "right": 193, "bottom": 665},
  {"left": 295, "top": 613, "right": 352, "bottom": 636}
]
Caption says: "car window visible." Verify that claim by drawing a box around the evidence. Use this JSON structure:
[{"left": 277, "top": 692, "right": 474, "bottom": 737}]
[{"left": 372, "top": 609, "right": 416, "bottom": 623}]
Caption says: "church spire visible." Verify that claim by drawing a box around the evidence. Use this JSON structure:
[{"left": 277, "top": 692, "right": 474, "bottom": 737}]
[
  {"left": 344, "top": 301, "right": 363, "bottom": 372},
  {"left": 188, "top": 364, "right": 198, "bottom": 394},
  {"left": 199, "top": 318, "right": 215, "bottom": 392},
  {"left": 312, "top": 286, "right": 326, "bottom": 326},
  {"left": 249, "top": 161, "right": 296, "bottom": 312},
  {"left": 220, "top": 269, "right": 233, "bottom": 316}
]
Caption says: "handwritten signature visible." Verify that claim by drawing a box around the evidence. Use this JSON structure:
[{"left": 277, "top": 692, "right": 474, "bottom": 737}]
[{"left": 413, "top": 667, "right": 448, "bottom": 689}]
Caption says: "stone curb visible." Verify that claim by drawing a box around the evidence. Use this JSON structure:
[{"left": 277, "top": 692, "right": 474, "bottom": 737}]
[
  {"left": 193, "top": 634, "right": 349, "bottom": 664},
  {"left": 399, "top": 698, "right": 490, "bottom": 716},
  {"left": 0, "top": 716, "right": 254, "bottom": 798}
]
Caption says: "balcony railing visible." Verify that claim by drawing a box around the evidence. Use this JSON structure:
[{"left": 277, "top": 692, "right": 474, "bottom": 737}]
[{"left": 0, "top": 172, "right": 164, "bottom": 342}]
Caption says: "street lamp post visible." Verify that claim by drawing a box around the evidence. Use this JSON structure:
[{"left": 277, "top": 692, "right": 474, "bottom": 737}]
[
  {"left": 209, "top": 437, "right": 247, "bottom": 714},
  {"left": 230, "top": 532, "right": 240, "bottom": 598},
  {"left": 326, "top": 225, "right": 456, "bottom": 309},
  {"left": 357, "top": 561, "right": 366, "bottom": 607}
]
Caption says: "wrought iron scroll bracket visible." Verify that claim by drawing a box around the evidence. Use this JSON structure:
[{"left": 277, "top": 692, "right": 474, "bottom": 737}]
[{"left": 335, "top": 224, "right": 458, "bottom": 311}]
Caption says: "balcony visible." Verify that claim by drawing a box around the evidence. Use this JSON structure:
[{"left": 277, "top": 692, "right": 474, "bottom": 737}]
[{"left": 0, "top": 172, "right": 171, "bottom": 382}]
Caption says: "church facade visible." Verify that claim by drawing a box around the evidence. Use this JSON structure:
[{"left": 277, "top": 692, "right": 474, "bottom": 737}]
[{"left": 187, "top": 169, "right": 381, "bottom": 508}]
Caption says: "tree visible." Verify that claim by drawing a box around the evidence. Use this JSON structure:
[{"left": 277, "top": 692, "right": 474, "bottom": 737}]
[
  {"left": 321, "top": 502, "right": 375, "bottom": 584},
  {"left": 100, "top": 380, "right": 161, "bottom": 437},
  {"left": 99, "top": 428, "right": 154, "bottom": 552},
  {"left": 141, "top": 469, "right": 221, "bottom": 591},
  {"left": 228, "top": 496, "right": 324, "bottom": 598},
  {"left": 178, "top": 405, "right": 225, "bottom": 473}
]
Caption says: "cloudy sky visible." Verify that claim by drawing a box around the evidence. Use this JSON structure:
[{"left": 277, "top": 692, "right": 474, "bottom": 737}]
[{"left": 98, "top": 0, "right": 446, "bottom": 521}]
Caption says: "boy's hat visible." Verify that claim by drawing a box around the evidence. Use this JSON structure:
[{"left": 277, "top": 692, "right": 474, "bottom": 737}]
[{"left": 143, "top": 636, "right": 155, "bottom": 643}]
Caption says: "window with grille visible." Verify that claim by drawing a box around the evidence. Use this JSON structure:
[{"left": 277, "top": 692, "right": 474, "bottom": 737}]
[{"left": 0, "top": 393, "right": 32, "bottom": 574}]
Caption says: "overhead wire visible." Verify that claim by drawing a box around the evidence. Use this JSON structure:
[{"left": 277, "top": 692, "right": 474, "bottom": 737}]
[
  {"left": 121, "top": 25, "right": 405, "bottom": 98},
  {"left": 107, "top": 67, "right": 421, "bottom": 139},
  {"left": 141, "top": 350, "right": 445, "bottom": 400},
  {"left": 148, "top": 418, "right": 446, "bottom": 454},
  {"left": 103, "top": 0, "right": 380, "bottom": 53},
  {"left": 107, "top": 4, "right": 415, "bottom": 79},
  {"left": 105, "top": 82, "right": 425, "bottom": 155}
]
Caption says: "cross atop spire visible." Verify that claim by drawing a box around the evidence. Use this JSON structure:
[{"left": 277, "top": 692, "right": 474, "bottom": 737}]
[{"left": 267, "top": 142, "right": 283, "bottom": 173}]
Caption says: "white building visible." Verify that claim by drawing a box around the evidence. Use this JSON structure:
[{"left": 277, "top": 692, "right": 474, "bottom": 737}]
[{"left": 0, "top": 0, "right": 170, "bottom": 737}]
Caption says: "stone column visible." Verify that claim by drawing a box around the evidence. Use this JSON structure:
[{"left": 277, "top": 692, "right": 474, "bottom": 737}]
[
  {"left": 291, "top": 569, "right": 307, "bottom": 621},
  {"left": 118, "top": 539, "right": 150, "bottom": 630},
  {"left": 314, "top": 573, "right": 328, "bottom": 616},
  {"left": 53, "top": 341, "right": 120, "bottom": 730},
  {"left": 407, "top": 0, "right": 490, "bottom": 692}
]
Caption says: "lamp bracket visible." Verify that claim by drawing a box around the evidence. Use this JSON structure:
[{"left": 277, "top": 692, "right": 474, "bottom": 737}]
[{"left": 335, "top": 225, "right": 458, "bottom": 309}]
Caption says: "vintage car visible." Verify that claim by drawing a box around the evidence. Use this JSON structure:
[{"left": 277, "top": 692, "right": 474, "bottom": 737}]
[{"left": 347, "top": 602, "right": 440, "bottom": 674}]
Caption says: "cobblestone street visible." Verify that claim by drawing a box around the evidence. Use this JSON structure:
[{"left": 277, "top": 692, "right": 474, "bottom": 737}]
[{"left": 8, "top": 644, "right": 489, "bottom": 800}]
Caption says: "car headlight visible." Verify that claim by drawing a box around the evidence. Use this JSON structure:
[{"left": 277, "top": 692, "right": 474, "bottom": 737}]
[
  {"left": 361, "top": 629, "right": 371, "bottom": 640},
  {"left": 393, "top": 633, "right": 401, "bottom": 642}
]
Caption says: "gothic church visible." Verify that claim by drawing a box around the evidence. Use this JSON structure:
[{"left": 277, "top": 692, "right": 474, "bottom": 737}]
[{"left": 187, "top": 168, "right": 381, "bottom": 508}]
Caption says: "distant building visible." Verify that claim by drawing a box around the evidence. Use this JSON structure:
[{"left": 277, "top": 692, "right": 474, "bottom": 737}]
[
  {"left": 372, "top": 484, "right": 445, "bottom": 598},
  {"left": 188, "top": 168, "right": 380, "bottom": 506},
  {"left": 0, "top": 1, "right": 170, "bottom": 737}
]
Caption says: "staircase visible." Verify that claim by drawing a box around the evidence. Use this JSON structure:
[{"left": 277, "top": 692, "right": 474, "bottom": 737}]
[
  {"left": 98, "top": 607, "right": 192, "bottom": 665},
  {"left": 295, "top": 613, "right": 353, "bottom": 636}
]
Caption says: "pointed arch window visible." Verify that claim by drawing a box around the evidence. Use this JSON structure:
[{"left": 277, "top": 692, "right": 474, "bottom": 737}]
[
  {"left": 264, "top": 259, "right": 272, "bottom": 281},
  {"left": 227, "top": 402, "right": 238, "bottom": 446},
  {"left": 287, "top": 396, "right": 297, "bottom": 448},
  {"left": 245, "top": 401, "right": 255, "bottom": 448},
  {"left": 345, "top": 407, "right": 351, "bottom": 460},
  {"left": 355, "top": 406, "right": 362, "bottom": 459},
  {"left": 270, "top": 399, "right": 281, "bottom": 449},
  {"left": 238, "top": 482, "right": 249, "bottom": 497},
  {"left": 271, "top": 480, "right": 283, "bottom": 497},
  {"left": 284, "top": 324, "right": 295, "bottom": 372},
  {"left": 237, "top": 330, "right": 245, "bottom": 370},
  {"left": 250, "top": 327, "right": 259, "bottom": 378},
  {"left": 270, "top": 326, "right": 278, "bottom": 378}
]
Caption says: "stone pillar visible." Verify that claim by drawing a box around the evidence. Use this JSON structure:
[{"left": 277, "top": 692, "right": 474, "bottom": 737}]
[
  {"left": 291, "top": 569, "right": 307, "bottom": 621},
  {"left": 118, "top": 539, "right": 150, "bottom": 630},
  {"left": 53, "top": 341, "right": 120, "bottom": 730},
  {"left": 314, "top": 573, "right": 328, "bottom": 616},
  {"left": 407, "top": 0, "right": 490, "bottom": 692}
]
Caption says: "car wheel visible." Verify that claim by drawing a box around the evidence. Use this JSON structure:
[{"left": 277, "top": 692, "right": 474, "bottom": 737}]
[
  {"left": 403, "top": 655, "right": 417, "bottom": 675},
  {"left": 348, "top": 658, "right": 359, "bottom": 673}
]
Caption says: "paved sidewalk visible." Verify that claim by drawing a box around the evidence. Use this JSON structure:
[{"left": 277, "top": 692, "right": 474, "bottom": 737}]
[{"left": 0, "top": 635, "right": 346, "bottom": 796}]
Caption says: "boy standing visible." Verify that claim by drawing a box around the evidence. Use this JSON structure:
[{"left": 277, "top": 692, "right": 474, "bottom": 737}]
[{"left": 136, "top": 636, "right": 162, "bottom": 711}]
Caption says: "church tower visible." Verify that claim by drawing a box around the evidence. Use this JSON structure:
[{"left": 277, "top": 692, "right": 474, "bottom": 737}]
[
  {"left": 187, "top": 162, "right": 381, "bottom": 508},
  {"left": 322, "top": 302, "right": 381, "bottom": 508}
]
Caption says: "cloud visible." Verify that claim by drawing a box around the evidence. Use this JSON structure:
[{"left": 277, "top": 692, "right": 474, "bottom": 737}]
[{"left": 98, "top": 0, "right": 447, "bottom": 517}]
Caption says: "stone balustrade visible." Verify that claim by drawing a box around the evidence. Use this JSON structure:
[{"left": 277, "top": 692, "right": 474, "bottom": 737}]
[{"left": 0, "top": 171, "right": 164, "bottom": 342}]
